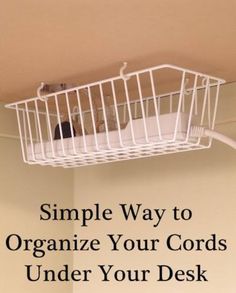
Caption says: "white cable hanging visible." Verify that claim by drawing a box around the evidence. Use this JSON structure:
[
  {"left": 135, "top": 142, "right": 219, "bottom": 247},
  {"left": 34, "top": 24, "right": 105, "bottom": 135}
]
[
  {"left": 191, "top": 126, "right": 236, "bottom": 149},
  {"left": 5, "top": 63, "right": 235, "bottom": 168}
]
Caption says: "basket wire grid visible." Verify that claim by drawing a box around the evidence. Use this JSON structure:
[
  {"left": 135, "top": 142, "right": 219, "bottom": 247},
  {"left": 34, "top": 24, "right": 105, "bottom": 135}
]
[{"left": 5, "top": 64, "right": 225, "bottom": 168}]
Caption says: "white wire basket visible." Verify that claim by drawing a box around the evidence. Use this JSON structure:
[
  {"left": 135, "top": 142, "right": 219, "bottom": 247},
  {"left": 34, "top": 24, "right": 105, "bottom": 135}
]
[{"left": 5, "top": 64, "right": 227, "bottom": 168}]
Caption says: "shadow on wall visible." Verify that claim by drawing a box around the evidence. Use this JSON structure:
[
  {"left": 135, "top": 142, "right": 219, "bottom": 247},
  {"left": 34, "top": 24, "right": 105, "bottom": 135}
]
[{"left": 78, "top": 139, "right": 236, "bottom": 185}]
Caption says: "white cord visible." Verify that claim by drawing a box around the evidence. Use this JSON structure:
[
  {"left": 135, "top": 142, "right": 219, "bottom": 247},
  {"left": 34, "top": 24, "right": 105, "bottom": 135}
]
[{"left": 191, "top": 126, "right": 236, "bottom": 149}]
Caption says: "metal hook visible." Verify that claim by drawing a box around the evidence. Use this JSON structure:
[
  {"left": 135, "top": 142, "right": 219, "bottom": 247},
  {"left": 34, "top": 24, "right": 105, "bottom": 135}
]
[
  {"left": 72, "top": 106, "right": 79, "bottom": 121},
  {"left": 37, "top": 82, "right": 48, "bottom": 102},
  {"left": 184, "top": 78, "right": 192, "bottom": 95},
  {"left": 201, "top": 77, "right": 208, "bottom": 87},
  {"left": 120, "top": 62, "right": 130, "bottom": 81}
]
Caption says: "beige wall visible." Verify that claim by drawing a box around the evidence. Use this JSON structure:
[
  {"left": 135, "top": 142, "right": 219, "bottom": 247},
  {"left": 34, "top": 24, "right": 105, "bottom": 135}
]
[
  {"left": 73, "top": 137, "right": 236, "bottom": 293},
  {"left": 0, "top": 82, "right": 235, "bottom": 293},
  {"left": 73, "top": 82, "right": 236, "bottom": 293},
  {"left": 0, "top": 106, "right": 74, "bottom": 293}
]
